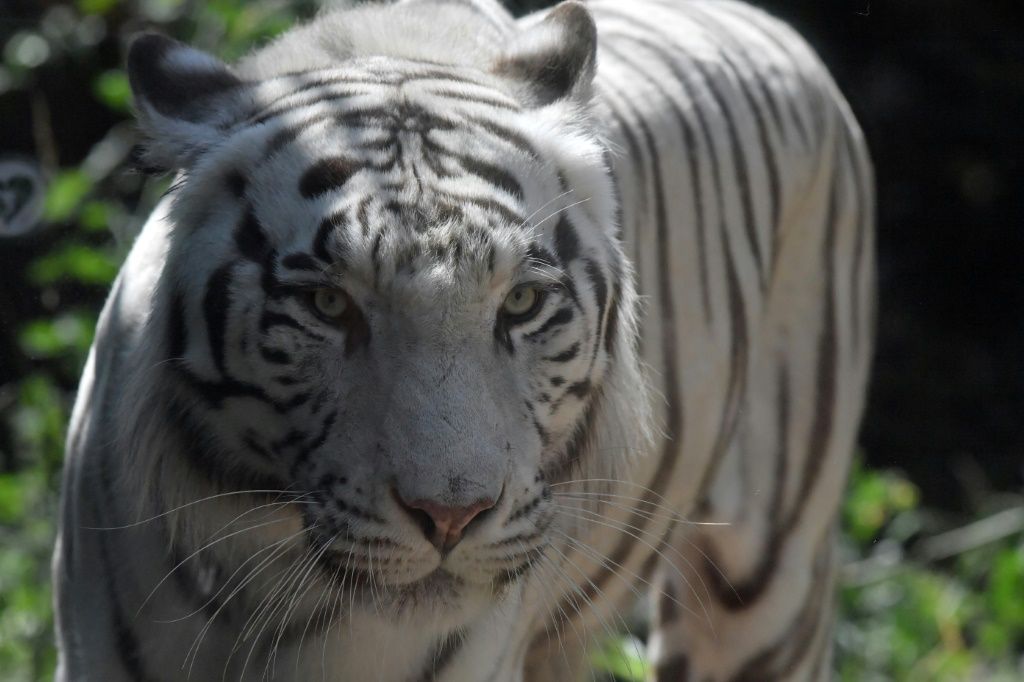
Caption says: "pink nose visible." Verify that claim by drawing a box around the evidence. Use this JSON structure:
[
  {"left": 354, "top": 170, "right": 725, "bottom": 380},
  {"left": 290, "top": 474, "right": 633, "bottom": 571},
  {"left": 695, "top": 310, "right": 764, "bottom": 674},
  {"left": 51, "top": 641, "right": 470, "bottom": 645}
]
[{"left": 395, "top": 494, "right": 496, "bottom": 551}]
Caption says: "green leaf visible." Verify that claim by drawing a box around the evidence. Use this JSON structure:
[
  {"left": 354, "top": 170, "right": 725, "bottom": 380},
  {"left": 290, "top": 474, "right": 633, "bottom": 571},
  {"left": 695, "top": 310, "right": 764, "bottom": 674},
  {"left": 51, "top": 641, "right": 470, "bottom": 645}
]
[
  {"left": 0, "top": 474, "right": 29, "bottom": 524},
  {"left": 591, "top": 637, "right": 648, "bottom": 682},
  {"left": 18, "top": 313, "right": 96, "bottom": 360},
  {"left": 79, "top": 200, "right": 111, "bottom": 232},
  {"left": 93, "top": 70, "right": 131, "bottom": 112},
  {"left": 43, "top": 170, "right": 93, "bottom": 222},
  {"left": 29, "top": 244, "right": 117, "bottom": 286},
  {"left": 77, "top": 0, "right": 120, "bottom": 15}
]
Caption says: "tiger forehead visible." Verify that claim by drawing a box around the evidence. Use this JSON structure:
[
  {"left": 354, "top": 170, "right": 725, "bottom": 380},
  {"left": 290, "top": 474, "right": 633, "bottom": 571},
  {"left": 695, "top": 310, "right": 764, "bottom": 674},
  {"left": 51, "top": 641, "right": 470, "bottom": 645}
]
[{"left": 314, "top": 197, "right": 544, "bottom": 290}]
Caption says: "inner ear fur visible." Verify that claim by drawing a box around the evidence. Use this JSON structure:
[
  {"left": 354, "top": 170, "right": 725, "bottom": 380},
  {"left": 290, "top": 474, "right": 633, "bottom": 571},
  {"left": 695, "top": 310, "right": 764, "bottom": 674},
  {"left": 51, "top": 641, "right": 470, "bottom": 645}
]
[
  {"left": 128, "top": 33, "right": 243, "bottom": 122},
  {"left": 126, "top": 33, "right": 253, "bottom": 171},
  {"left": 493, "top": 1, "right": 598, "bottom": 107}
]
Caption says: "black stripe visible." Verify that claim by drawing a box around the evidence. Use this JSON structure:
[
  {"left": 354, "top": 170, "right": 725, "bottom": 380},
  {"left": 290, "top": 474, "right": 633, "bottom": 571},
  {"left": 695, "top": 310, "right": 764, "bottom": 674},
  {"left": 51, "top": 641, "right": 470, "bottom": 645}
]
[
  {"left": 260, "top": 310, "right": 304, "bottom": 334},
  {"left": 428, "top": 87, "right": 521, "bottom": 110},
  {"left": 203, "top": 263, "right": 236, "bottom": 375},
  {"left": 281, "top": 252, "right": 320, "bottom": 272},
  {"left": 169, "top": 393, "right": 289, "bottom": 491},
  {"left": 602, "top": 40, "right": 714, "bottom": 324},
  {"left": 300, "top": 157, "right": 357, "bottom": 199},
  {"left": 225, "top": 170, "right": 247, "bottom": 198},
  {"left": 464, "top": 115, "right": 537, "bottom": 157},
  {"left": 259, "top": 345, "right": 291, "bottom": 365},
  {"left": 423, "top": 138, "right": 524, "bottom": 200},
  {"left": 716, "top": 4, "right": 813, "bottom": 148},
  {"left": 249, "top": 87, "right": 369, "bottom": 127},
  {"left": 543, "top": 342, "right": 580, "bottom": 363},
  {"left": 524, "top": 307, "right": 574, "bottom": 341},
  {"left": 93, "top": 458, "right": 155, "bottom": 681},
  {"left": 553, "top": 216, "right": 581, "bottom": 264},
  {"left": 167, "top": 292, "right": 188, "bottom": 362},
  {"left": 595, "top": 85, "right": 649, "bottom": 337},
  {"left": 693, "top": 223, "right": 749, "bottom": 511},
  {"left": 315, "top": 212, "right": 348, "bottom": 265},
  {"left": 655, "top": 654, "right": 690, "bottom": 682},
  {"left": 526, "top": 243, "right": 559, "bottom": 269},
  {"left": 603, "top": 282, "right": 622, "bottom": 357},
  {"left": 584, "top": 259, "right": 608, "bottom": 330},
  {"left": 234, "top": 207, "right": 271, "bottom": 263},
  {"left": 844, "top": 125, "right": 873, "bottom": 358},
  {"left": 687, "top": 6, "right": 782, "bottom": 270},
  {"left": 565, "top": 379, "right": 591, "bottom": 399},
  {"left": 418, "top": 628, "right": 467, "bottom": 681},
  {"left": 445, "top": 194, "right": 522, "bottom": 226},
  {"left": 704, "top": 361, "right": 789, "bottom": 610},
  {"left": 176, "top": 364, "right": 294, "bottom": 414},
  {"left": 603, "top": 14, "right": 766, "bottom": 288},
  {"left": 290, "top": 411, "right": 338, "bottom": 475},
  {"left": 558, "top": 79, "right": 686, "bottom": 613},
  {"left": 546, "top": 394, "right": 599, "bottom": 477},
  {"left": 791, "top": 159, "right": 840, "bottom": 513},
  {"left": 263, "top": 112, "right": 335, "bottom": 157},
  {"left": 726, "top": 530, "right": 835, "bottom": 682}
]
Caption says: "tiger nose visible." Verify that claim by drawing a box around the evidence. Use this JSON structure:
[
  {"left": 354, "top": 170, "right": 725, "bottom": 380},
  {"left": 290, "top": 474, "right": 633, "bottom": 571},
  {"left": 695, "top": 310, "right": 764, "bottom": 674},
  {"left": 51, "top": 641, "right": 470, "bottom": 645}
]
[{"left": 393, "top": 491, "right": 497, "bottom": 551}]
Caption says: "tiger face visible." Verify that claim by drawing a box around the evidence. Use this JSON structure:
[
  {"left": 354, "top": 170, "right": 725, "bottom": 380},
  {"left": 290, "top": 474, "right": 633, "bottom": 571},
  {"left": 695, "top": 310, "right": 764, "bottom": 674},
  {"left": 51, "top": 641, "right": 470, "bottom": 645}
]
[{"left": 126, "top": 2, "right": 645, "bottom": 621}]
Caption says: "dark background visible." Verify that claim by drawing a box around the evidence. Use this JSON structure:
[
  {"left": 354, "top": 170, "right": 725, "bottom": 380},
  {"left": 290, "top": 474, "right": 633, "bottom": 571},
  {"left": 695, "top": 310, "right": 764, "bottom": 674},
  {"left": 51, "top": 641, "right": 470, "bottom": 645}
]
[{"left": 2, "top": 0, "right": 1022, "bottom": 510}]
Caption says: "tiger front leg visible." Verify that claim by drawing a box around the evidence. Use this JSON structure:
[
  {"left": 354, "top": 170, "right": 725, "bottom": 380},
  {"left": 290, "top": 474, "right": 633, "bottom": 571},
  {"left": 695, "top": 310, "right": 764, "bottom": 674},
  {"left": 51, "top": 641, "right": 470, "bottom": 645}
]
[{"left": 648, "top": 520, "right": 839, "bottom": 682}]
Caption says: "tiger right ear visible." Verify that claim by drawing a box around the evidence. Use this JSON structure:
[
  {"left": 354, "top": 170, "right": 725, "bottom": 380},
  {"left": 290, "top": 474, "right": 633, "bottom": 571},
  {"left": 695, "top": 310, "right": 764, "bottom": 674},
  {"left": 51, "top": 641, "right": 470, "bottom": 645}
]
[
  {"left": 127, "top": 33, "right": 254, "bottom": 171},
  {"left": 492, "top": 1, "right": 598, "bottom": 107}
]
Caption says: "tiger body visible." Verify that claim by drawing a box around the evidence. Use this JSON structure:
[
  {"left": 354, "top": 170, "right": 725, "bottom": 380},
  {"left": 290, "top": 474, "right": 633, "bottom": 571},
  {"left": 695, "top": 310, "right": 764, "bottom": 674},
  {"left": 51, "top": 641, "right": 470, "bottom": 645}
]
[{"left": 54, "top": 1, "right": 873, "bottom": 681}]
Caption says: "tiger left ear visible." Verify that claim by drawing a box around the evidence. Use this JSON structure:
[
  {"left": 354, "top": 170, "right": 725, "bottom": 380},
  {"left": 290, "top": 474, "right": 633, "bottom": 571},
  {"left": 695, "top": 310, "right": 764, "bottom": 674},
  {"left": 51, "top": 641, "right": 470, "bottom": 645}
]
[
  {"left": 492, "top": 1, "right": 598, "bottom": 107},
  {"left": 127, "top": 33, "right": 254, "bottom": 171}
]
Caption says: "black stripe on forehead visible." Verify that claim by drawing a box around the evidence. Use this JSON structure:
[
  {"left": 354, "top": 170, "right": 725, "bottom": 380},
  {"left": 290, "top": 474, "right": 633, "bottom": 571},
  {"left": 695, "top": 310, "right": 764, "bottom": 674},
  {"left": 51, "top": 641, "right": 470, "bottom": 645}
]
[
  {"left": 300, "top": 157, "right": 358, "bottom": 199},
  {"left": 553, "top": 216, "right": 581, "bottom": 264},
  {"left": 314, "top": 212, "right": 350, "bottom": 265},
  {"left": 526, "top": 243, "right": 559, "bottom": 269},
  {"left": 234, "top": 207, "right": 270, "bottom": 263}
]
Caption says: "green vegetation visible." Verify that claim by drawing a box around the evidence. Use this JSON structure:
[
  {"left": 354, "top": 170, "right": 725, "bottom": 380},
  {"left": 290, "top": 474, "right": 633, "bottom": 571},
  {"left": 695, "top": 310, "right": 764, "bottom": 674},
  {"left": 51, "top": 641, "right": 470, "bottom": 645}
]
[{"left": 1, "top": 2, "right": 1021, "bottom": 681}]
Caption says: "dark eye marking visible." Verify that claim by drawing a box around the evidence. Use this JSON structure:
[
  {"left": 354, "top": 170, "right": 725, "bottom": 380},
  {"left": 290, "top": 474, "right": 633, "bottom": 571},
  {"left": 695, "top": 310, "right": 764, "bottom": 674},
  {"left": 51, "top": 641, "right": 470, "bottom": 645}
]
[
  {"left": 281, "top": 253, "right": 321, "bottom": 272},
  {"left": 543, "top": 342, "right": 580, "bottom": 363},
  {"left": 300, "top": 157, "right": 357, "bottom": 199},
  {"left": 524, "top": 307, "right": 574, "bottom": 341}
]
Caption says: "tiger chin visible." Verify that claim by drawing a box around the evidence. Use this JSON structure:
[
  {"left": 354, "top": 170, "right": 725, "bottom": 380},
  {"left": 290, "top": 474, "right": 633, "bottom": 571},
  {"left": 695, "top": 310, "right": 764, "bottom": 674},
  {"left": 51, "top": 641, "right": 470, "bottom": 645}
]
[{"left": 54, "top": 0, "right": 873, "bottom": 680}]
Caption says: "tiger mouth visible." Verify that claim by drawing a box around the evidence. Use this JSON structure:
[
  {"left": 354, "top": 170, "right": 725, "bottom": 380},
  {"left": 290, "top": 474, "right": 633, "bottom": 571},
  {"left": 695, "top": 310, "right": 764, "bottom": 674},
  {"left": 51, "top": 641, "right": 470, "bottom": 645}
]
[
  {"left": 312, "top": 542, "right": 543, "bottom": 597},
  {"left": 312, "top": 552, "right": 468, "bottom": 607}
]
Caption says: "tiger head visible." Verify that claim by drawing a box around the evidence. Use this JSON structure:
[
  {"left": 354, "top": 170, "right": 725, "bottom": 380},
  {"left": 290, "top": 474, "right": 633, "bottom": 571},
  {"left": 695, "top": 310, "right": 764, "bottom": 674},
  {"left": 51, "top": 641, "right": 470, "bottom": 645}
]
[{"left": 123, "top": 0, "right": 649, "bottom": 623}]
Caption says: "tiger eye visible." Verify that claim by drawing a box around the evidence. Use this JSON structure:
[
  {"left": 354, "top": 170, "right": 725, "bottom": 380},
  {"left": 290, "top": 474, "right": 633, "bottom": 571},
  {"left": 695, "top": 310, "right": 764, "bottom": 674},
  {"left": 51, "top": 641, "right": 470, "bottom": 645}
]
[
  {"left": 312, "top": 288, "right": 348, "bottom": 319},
  {"left": 503, "top": 286, "right": 541, "bottom": 318}
]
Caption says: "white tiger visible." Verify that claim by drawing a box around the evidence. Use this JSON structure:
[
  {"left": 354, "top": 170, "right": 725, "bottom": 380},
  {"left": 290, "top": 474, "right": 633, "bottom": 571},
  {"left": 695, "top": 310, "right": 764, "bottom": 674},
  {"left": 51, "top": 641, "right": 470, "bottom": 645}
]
[{"left": 53, "top": 0, "right": 874, "bottom": 680}]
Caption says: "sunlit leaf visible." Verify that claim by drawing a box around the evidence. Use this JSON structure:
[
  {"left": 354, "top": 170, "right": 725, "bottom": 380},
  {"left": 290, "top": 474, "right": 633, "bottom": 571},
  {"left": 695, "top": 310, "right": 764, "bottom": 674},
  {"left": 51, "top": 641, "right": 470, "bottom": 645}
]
[
  {"left": 77, "top": 0, "right": 120, "bottom": 15},
  {"left": 29, "top": 244, "right": 117, "bottom": 286},
  {"left": 18, "top": 313, "right": 96, "bottom": 360},
  {"left": 93, "top": 69, "right": 131, "bottom": 112},
  {"left": 43, "top": 170, "right": 92, "bottom": 222}
]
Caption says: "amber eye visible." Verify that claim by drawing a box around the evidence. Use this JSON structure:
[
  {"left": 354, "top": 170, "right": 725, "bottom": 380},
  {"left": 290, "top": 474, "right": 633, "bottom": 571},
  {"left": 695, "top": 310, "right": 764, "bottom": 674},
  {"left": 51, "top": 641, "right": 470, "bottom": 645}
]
[
  {"left": 311, "top": 288, "right": 348, "bottom": 320},
  {"left": 502, "top": 285, "right": 544, "bottom": 321}
]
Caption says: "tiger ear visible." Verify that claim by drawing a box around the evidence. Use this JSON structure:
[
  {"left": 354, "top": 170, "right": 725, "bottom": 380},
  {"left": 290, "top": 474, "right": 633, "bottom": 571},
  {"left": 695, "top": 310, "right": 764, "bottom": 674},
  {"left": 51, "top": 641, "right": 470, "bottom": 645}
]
[
  {"left": 127, "top": 33, "right": 253, "bottom": 171},
  {"left": 492, "top": 1, "right": 598, "bottom": 107}
]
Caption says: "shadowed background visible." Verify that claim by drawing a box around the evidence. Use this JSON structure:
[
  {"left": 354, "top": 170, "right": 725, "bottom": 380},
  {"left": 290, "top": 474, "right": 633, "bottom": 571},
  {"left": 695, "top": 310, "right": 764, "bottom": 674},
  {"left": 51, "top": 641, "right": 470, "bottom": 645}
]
[{"left": 1, "top": 1, "right": 1021, "bottom": 679}]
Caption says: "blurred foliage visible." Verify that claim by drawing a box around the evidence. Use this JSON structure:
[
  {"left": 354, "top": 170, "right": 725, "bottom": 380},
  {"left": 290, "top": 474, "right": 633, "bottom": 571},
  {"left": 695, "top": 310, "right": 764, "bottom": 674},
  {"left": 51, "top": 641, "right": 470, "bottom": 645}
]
[{"left": 0, "top": 1, "right": 1022, "bottom": 681}]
